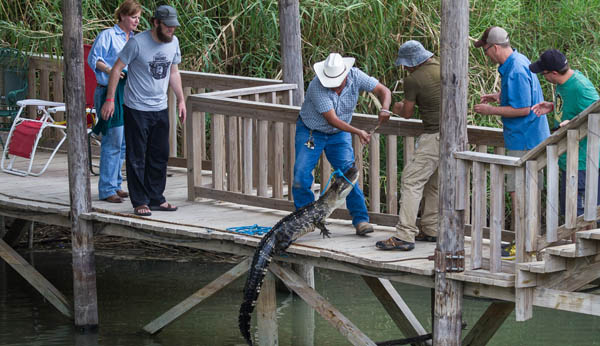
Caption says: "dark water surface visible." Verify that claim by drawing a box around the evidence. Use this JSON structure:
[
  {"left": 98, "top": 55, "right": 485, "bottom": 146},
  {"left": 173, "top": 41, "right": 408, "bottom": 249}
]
[{"left": 1, "top": 251, "right": 598, "bottom": 346}]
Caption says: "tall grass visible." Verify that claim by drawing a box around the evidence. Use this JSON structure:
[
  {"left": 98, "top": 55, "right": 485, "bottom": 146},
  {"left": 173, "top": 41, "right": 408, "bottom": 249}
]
[{"left": 1, "top": 0, "right": 600, "bottom": 123}]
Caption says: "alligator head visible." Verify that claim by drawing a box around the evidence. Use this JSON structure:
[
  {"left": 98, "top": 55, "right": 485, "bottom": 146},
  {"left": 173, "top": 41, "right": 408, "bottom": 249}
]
[{"left": 320, "top": 165, "right": 359, "bottom": 210}]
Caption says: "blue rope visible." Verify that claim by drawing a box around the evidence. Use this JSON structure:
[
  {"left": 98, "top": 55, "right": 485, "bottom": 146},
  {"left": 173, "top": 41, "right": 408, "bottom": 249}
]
[
  {"left": 319, "top": 169, "right": 357, "bottom": 196},
  {"left": 226, "top": 224, "right": 271, "bottom": 236}
]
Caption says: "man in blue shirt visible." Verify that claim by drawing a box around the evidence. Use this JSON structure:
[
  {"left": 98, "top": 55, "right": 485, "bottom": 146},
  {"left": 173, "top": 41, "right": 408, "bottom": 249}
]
[
  {"left": 293, "top": 53, "right": 391, "bottom": 235},
  {"left": 473, "top": 26, "right": 550, "bottom": 215}
]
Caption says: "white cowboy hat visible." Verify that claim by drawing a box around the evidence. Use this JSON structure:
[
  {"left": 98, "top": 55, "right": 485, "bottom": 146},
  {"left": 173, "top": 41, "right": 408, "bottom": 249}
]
[{"left": 313, "top": 53, "right": 355, "bottom": 88}]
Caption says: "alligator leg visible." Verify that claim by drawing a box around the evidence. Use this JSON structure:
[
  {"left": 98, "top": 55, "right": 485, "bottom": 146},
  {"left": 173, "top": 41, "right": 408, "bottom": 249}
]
[{"left": 316, "top": 221, "right": 331, "bottom": 238}]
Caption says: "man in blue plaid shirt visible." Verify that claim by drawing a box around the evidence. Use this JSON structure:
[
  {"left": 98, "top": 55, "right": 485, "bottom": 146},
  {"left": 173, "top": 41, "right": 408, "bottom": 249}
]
[{"left": 292, "top": 53, "right": 391, "bottom": 235}]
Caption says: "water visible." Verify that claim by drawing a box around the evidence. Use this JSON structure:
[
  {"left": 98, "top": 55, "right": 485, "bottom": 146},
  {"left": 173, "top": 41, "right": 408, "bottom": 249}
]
[{"left": 0, "top": 251, "right": 598, "bottom": 346}]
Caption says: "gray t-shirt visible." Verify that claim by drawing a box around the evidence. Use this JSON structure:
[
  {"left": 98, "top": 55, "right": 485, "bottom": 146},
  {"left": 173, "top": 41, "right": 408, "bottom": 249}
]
[{"left": 118, "top": 30, "right": 181, "bottom": 111}]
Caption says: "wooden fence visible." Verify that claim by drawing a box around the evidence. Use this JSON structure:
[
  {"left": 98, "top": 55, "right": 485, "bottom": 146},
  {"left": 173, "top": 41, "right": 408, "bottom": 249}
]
[
  {"left": 455, "top": 101, "right": 600, "bottom": 319},
  {"left": 186, "top": 83, "right": 506, "bottom": 226}
]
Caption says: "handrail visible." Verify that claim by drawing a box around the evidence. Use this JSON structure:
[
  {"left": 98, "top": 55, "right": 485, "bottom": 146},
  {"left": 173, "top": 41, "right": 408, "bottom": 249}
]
[{"left": 454, "top": 100, "right": 600, "bottom": 288}]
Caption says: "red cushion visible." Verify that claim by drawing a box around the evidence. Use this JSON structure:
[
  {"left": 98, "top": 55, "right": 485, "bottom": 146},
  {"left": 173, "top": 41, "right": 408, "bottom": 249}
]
[
  {"left": 8, "top": 120, "right": 43, "bottom": 158},
  {"left": 84, "top": 44, "right": 97, "bottom": 109}
]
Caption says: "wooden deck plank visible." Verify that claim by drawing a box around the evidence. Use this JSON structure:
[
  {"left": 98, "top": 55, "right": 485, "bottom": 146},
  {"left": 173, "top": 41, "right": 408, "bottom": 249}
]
[{"left": 1, "top": 151, "right": 517, "bottom": 285}]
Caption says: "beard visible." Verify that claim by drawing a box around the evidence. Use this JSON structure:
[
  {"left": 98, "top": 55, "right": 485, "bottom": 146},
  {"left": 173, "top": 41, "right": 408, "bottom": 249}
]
[{"left": 156, "top": 26, "right": 173, "bottom": 43}]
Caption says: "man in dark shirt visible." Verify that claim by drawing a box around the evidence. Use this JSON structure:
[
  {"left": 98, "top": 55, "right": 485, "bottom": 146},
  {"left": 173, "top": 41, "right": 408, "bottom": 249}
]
[{"left": 376, "top": 40, "right": 441, "bottom": 251}]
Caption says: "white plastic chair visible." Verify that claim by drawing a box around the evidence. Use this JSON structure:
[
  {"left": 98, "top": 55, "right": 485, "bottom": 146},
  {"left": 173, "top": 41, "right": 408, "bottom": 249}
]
[{"left": 1, "top": 99, "right": 67, "bottom": 176}]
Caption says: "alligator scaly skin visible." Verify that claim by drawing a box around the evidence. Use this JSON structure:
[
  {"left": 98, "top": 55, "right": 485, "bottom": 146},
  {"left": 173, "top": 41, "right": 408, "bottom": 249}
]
[{"left": 238, "top": 166, "right": 359, "bottom": 345}]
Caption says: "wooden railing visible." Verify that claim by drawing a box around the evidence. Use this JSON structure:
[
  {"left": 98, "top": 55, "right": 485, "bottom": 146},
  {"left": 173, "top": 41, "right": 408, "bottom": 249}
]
[
  {"left": 455, "top": 100, "right": 600, "bottom": 274},
  {"left": 25, "top": 54, "right": 283, "bottom": 154},
  {"left": 187, "top": 83, "right": 506, "bottom": 226}
]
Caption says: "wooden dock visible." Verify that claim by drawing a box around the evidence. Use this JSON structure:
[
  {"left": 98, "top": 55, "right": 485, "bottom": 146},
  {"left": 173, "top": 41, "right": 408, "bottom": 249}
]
[
  {"left": 2, "top": 51, "right": 600, "bottom": 345},
  {"left": 2, "top": 150, "right": 599, "bottom": 345}
]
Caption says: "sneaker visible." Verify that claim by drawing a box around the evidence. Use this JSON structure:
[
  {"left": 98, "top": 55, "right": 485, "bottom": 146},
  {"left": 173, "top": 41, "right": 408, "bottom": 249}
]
[
  {"left": 415, "top": 233, "right": 437, "bottom": 242},
  {"left": 501, "top": 243, "right": 516, "bottom": 260},
  {"left": 375, "top": 237, "right": 415, "bottom": 251},
  {"left": 355, "top": 222, "right": 374, "bottom": 236}
]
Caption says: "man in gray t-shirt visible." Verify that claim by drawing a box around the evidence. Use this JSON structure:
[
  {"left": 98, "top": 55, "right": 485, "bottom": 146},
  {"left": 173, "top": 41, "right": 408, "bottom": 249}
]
[{"left": 101, "top": 5, "right": 186, "bottom": 217}]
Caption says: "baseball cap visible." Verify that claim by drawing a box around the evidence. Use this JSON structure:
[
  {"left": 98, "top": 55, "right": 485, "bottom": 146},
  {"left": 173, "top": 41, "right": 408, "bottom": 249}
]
[
  {"left": 154, "top": 5, "right": 180, "bottom": 27},
  {"left": 529, "top": 49, "right": 568, "bottom": 73},
  {"left": 474, "top": 26, "right": 509, "bottom": 48}
]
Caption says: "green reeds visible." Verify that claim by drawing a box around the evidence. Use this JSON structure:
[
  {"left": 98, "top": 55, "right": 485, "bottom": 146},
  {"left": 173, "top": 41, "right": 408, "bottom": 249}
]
[{"left": 1, "top": 0, "right": 600, "bottom": 120}]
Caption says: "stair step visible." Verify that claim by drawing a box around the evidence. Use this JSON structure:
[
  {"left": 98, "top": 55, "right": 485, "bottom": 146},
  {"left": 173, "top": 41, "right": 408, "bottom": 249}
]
[
  {"left": 516, "top": 258, "right": 566, "bottom": 274},
  {"left": 545, "top": 244, "right": 577, "bottom": 258},
  {"left": 576, "top": 229, "right": 600, "bottom": 240}
]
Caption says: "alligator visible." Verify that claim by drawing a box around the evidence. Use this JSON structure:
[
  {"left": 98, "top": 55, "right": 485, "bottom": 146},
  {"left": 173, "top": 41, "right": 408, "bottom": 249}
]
[{"left": 238, "top": 166, "right": 359, "bottom": 346}]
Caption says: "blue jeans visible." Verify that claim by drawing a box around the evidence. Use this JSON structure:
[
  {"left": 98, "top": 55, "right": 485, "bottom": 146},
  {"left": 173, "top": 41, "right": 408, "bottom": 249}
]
[
  {"left": 94, "top": 87, "right": 126, "bottom": 200},
  {"left": 292, "top": 120, "right": 369, "bottom": 226},
  {"left": 559, "top": 169, "right": 600, "bottom": 216}
]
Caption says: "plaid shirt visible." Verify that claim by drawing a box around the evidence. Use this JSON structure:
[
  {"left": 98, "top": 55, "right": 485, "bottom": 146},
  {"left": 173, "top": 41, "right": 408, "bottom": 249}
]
[{"left": 299, "top": 67, "right": 378, "bottom": 134}]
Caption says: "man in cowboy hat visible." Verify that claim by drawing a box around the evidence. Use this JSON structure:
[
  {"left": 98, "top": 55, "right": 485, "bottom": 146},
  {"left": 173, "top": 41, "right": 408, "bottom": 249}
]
[
  {"left": 473, "top": 26, "right": 549, "bottom": 205},
  {"left": 375, "top": 40, "right": 441, "bottom": 251},
  {"left": 292, "top": 52, "right": 391, "bottom": 235}
]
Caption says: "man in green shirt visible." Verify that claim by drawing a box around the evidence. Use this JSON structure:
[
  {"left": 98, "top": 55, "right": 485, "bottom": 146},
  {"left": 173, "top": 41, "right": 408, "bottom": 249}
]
[
  {"left": 530, "top": 49, "right": 600, "bottom": 216},
  {"left": 376, "top": 40, "right": 441, "bottom": 251}
]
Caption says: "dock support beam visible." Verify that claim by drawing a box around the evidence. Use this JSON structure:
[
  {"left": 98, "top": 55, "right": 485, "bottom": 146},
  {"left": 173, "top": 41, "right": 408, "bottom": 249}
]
[
  {"left": 462, "top": 302, "right": 514, "bottom": 346},
  {"left": 0, "top": 239, "right": 73, "bottom": 318},
  {"left": 436, "top": 0, "right": 468, "bottom": 345},
  {"left": 363, "top": 276, "right": 429, "bottom": 346},
  {"left": 63, "top": 0, "right": 98, "bottom": 330},
  {"left": 270, "top": 262, "right": 377, "bottom": 346},
  {"left": 143, "top": 258, "right": 250, "bottom": 334}
]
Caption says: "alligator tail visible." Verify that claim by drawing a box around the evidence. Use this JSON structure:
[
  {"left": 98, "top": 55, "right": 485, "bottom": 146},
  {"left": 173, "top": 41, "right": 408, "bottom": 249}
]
[{"left": 239, "top": 231, "right": 278, "bottom": 346}]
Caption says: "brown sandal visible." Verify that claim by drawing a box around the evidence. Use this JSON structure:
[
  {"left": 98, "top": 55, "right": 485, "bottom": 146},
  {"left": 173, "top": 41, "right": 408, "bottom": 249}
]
[
  {"left": 134, "top": 205, "right": 152, "bottom": 216},
  {"left": 104, "top": 194, "right": 123, "bottom": 203}
]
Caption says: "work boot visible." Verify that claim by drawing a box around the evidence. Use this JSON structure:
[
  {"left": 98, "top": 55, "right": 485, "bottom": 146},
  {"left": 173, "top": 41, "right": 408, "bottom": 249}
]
[
  {"left": 355, "top": 222, "right": 374, "bottom": 236},
  {"left": 415, "top": 233, "right": 437, "bottom": 242},
  {"left": 375, "top": 237, "right": 415, "bottom": 251}
]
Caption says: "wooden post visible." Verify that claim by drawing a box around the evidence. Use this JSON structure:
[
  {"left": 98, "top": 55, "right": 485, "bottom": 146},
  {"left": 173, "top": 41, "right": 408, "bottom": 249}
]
[
  {"left": 257, "top": 272, "right": 278, "bottom": 345},
  {"left": 186, "top": 98, "right": 203, "bottom": 201},
  {"left": 279, "top": 4, "right": 314, "bottom": 345},
  {"left": 62, "top": 0, "right": 98, "bottom": 329},
  {"left": 566, "top": 130, "right": 579, "bottom": 228},
  {"left": 584, "top": 113, "right": 600, "bottom": 221},
  {"left": 435, "top": 1, "right": 468, "bottom": 345},
  {"left": 546, "top": 145, "right": 559, "bottom": 242},
  {"left": 278, "top": 0, "right": 304, "bottom": 105}
]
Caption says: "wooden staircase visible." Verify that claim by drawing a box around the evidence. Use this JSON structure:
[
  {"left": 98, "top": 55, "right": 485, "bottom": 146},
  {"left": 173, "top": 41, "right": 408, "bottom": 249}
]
[{"left": 515, "top": 229, "right": 600, "bottom": 320}]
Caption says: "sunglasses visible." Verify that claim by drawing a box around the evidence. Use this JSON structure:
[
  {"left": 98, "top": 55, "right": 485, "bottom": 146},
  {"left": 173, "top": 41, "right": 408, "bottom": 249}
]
[{"left": 484, "top": 44, "right": 494, "bottom": 53}]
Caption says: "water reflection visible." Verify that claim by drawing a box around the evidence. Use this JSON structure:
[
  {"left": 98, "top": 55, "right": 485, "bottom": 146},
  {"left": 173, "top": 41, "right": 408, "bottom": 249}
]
[{"left": 0, "top": 252, "right": 599, "bottom": 346}]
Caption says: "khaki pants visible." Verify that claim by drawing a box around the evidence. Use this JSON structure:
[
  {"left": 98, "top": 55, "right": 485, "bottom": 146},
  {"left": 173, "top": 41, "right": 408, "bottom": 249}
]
[{"left": 395, "top": 132, "right": 440, "bottom": 243}]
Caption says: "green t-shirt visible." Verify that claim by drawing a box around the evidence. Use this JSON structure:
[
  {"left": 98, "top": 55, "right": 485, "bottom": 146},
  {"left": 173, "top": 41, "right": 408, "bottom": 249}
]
[
  {"left": 404, "top": 58, "right": 441, "bottom": 133},
  {"left": 556, "top": 70, "right": 600, "bottom": 171}
]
